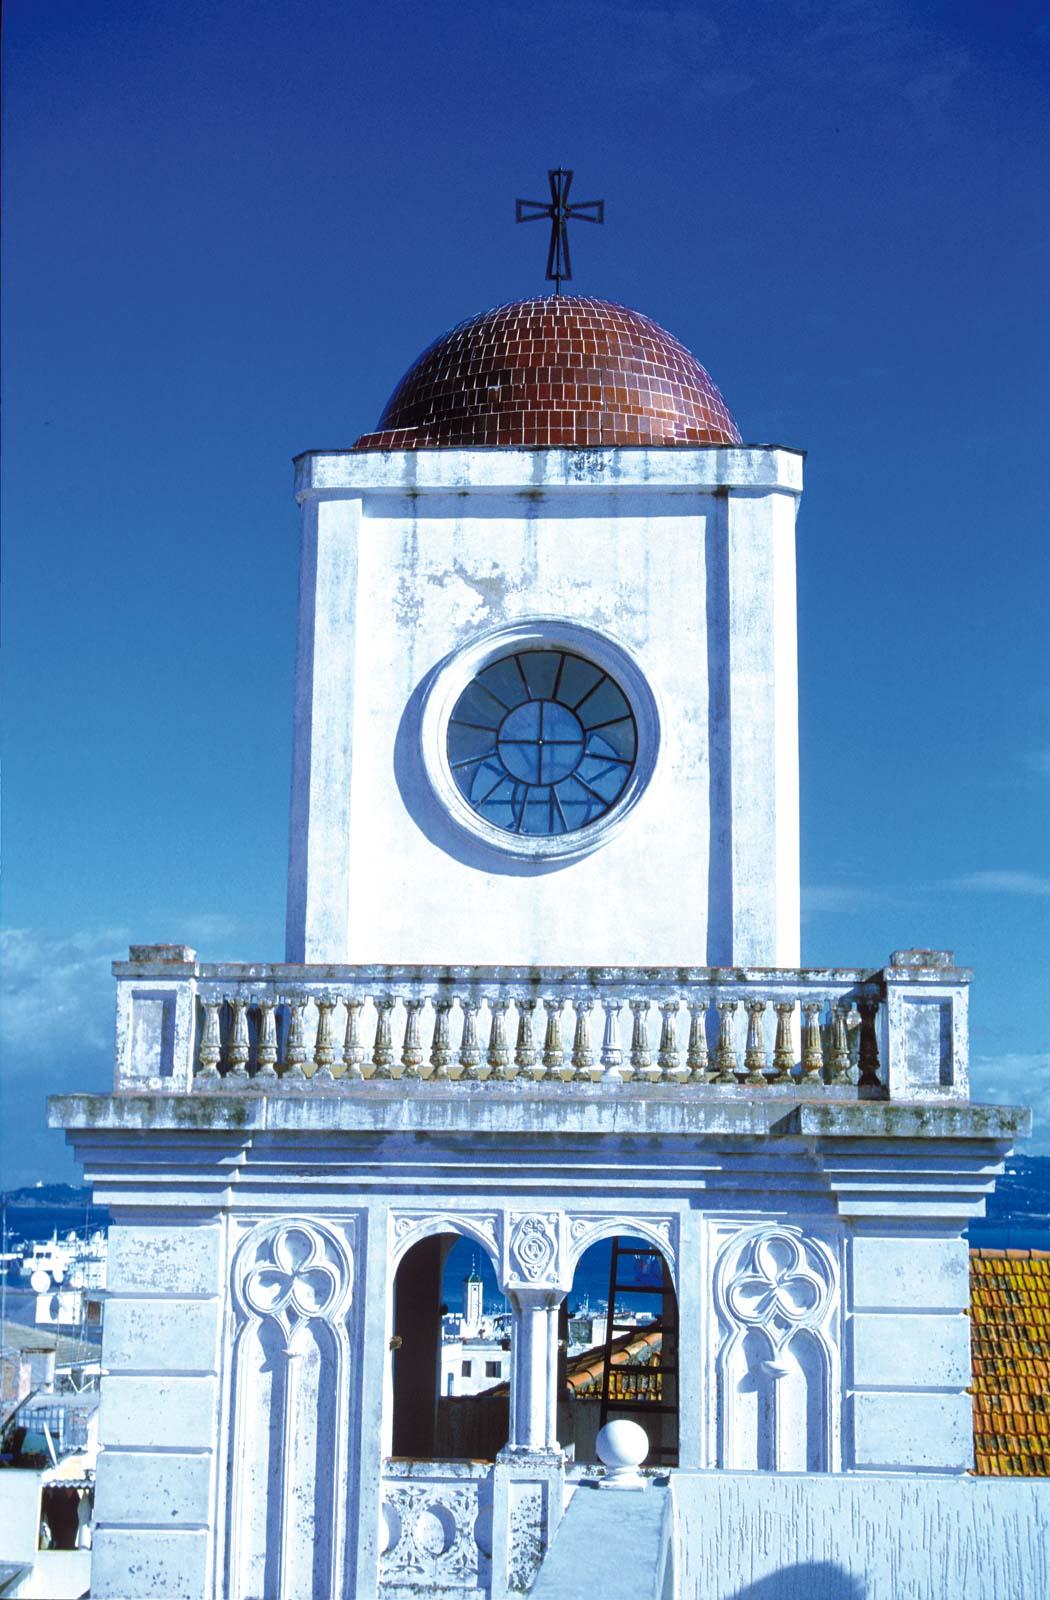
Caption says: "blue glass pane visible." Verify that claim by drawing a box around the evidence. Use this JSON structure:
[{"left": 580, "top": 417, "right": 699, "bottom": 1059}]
[
  {"left": 448, "top": 723, "right": 499, "bottom": 763},
  {"left": 476, "top": 656, "right": 523, "bottom": 708},
  {"left": 557, "top": 655, "right": 604, "bottom": 710},
  {"left": 454, "top": 681, "right": 506, "bottom": 727},
  {"left": 447, "top": 649, "right": 637, "bottom": 839},
  {"left": 578, "top": 678, "right": 630, "bottom": 728},
  {"left": 520, "top": 651, "right": 562, "bottom": 700},
  {"left": 583, "top": 717, "right": 635, "bottom": 760}
]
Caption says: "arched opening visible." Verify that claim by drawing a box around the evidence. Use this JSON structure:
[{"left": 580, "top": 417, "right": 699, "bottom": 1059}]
[
  {"left": 389, "top": 1232, "right": 511, "bottom": 1461},
  {"left": 558, "top": 1234, "right": 679, "bottom": 1467}
]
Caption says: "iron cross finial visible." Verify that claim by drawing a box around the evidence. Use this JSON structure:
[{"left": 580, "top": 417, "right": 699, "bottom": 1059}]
[{"left": 516, "top": 169, "right": 604, "bottom": 294}]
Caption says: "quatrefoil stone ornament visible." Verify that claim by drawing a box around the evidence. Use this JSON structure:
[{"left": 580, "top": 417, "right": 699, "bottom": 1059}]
[
  {"left": 725, "top": 1230, "right": 831, "bottom": 1353},
  {"left": 242, "top": 1222, "right": 346, "bottom": 1341}
]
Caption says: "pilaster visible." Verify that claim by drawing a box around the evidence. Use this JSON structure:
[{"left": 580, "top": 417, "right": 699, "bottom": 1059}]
[{"left": 286, "top": 495, "right": 362, "bottom": 962}]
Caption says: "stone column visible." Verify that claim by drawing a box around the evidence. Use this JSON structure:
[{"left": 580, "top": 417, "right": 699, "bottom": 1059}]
[{"left": 506, "top": 1288, "right": 563, "bottom": 1454}]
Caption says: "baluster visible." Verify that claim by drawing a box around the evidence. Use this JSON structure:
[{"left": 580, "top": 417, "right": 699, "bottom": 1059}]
[
  {"left": 657, "top": 1000, "right": 682, "bottom": 1084},
  {"left": 599, "top": 1000, "right": 624, "bottom": 1081},
  {"left": 254, "top": 997, "right": 279, "bottom": 1079},
  {"left": 400, "top": 998, "right": 425, "bottom": 1079},
  {"left": 743, "top": 999, "right": 768, "bottom": 1086},
  {"left": 541, "top": 998, "right": 565, "bottom": 1081},
  {"left": 686, "top": 1002, "right": 709, "bottom": 1084},
  {"left": 514, "top": 999, "right": 539, "bottom": 1076},
  {"left": 341, "top": 997, "right": 365, "bottom": 1080},
  {"left": 710, "top": 1000, "right": 739, "bottom": 1084},
  {"left": 283, "top": 997, "right": 308, "bottom": 1081},
  {"left": 857, "top": 996, "right": 881, "bottom": 1088},
  {"left": 224, "top": 994, "right": 249, "bottom": 1079},
  {"left": 826, "top": 1001, "right": 852, "bottom": 1084},
  {"left": 458, "top": 998, "right": 482, "bottom": 1080},
  {"left": 487, "top": 1000, "right": 512, "bottom": 1080},
  {"left": 197, "top": 997, "right": 223, "bottom": 1079},
  {"left": 312, "top": 996, "right": 336, "bottom": 1082},
  {"left": 628, "top": 1000, "right": 652, "bottom": 1079},
  {"left": 430, "top": 999, "right": 454, "bottom": 1079},
  {"left": 800, "top": 1000, "right": 824, "bottom": 1083},
  {"left": 770, "top": 1001, "right": 795, "bottom": 1083},
  {"left": 571, "top": 1000, "right": 595, "bottom": 1082},
  {"left": 371, "top": 996, "right": 395, "bottom": 1080}
]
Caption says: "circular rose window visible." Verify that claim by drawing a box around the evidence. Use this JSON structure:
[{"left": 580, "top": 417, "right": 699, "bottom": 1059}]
[{"left": 446, "top": 649, "right": 637, "bottom": 837}]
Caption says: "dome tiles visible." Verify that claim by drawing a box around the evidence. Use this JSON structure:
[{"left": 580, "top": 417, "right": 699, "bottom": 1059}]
[{"left": 354, "top": 295, "right": 741, "bottom": 451}]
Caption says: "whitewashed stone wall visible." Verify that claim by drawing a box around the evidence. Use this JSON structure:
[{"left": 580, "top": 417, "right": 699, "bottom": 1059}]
[
  {"left": 665, "top": 1472, "right": 1050, "bottom": 1599},
  {"left": 92, "top": 1222, "right": 226, "bottom": 1598},
  {"left": 286, "top": 447, "right": 802, "bottom": 969},
  {"left": 60, "top": 1087, "right": 1027, "bottom": 1600}
]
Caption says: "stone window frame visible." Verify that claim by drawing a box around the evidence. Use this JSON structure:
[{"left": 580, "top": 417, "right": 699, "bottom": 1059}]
[{"left": 420, "top": 617, "right": 662, "bottom": 863}]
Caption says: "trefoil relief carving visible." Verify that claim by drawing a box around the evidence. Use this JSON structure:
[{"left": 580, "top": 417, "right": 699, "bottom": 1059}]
[
  {"left": 713, "top": 1223, "right": 839, "bottom": 1472},
  {"left": 239, "top": 1219, "right": 353, "bottom": 1345}
]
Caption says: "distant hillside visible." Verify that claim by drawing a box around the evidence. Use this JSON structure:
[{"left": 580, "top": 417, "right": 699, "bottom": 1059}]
[
  {"left": 3, "top": 1183, "right": 99, "bottom": 1209},
  {"left": 3, "top": 1161, "right": 1048, "bottom": 1245}
]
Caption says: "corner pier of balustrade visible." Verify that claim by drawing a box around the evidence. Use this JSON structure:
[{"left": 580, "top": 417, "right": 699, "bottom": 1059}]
[{"left": 105, "top": 945, "right": 972, "bottom": 1103}]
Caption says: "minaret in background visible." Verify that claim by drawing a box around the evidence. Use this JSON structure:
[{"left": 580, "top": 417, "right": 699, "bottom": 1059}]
[{"left": 463, "top": 1262, "right": 484, "bottom": 1336}]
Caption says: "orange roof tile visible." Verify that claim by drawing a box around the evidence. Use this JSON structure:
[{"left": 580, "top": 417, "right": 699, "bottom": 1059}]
[{"left": 970, "top": 1247, "right": 1050, "bottom": 1476}]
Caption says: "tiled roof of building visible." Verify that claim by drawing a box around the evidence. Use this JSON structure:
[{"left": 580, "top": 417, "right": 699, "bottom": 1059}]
[
  {"left": 1, "top": 1319, "right": 100, "bottom": 1369},
  {"left": 970, "top": 1248, "right": 1050, "bottom": 1476},
  {"left": 354, "top": 296, "right": 741, "bottom": 450}
]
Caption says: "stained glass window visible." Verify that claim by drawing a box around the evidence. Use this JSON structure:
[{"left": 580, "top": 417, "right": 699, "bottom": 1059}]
[{"left": 446, "top": 649, "right": 637, "bottom": 836}]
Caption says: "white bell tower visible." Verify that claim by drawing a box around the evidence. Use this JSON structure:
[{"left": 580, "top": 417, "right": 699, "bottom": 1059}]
[{"left": 286, "top": 296, "right": 802, "bottom": 969}]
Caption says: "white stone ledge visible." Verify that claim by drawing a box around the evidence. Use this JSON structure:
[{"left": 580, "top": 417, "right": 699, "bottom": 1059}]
[
  {"left": 50, "top": 1090, "right": 1027, "bottom": 1142},
  {"left": 111, "top": 958, "right": 898, "bottom": 984},
  {"left": 292, "top": 445, "right": 805, "bottom": 500}
]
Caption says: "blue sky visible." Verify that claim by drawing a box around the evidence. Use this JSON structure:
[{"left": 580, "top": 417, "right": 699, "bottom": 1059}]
[{"left": 2, "top": 0, "right": 1048, "bottom": 1186}]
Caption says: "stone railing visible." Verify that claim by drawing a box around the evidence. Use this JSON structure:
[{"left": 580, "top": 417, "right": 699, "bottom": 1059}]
[{"left": 112, "top": 947, "right": 969, "bottom": 1101}]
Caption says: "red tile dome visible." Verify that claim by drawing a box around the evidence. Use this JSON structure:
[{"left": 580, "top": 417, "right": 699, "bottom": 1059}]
[{"left": 354, "top": 296, "right": 740, "bottom": 450}]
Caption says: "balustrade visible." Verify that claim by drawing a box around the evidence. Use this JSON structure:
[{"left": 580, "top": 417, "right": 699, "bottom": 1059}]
[
  {"left": 111, "top": 952, "right": 973, "bottom": 1101},
  {"left": 182, "top": 977, "right": 884, "bottom": 1091}
]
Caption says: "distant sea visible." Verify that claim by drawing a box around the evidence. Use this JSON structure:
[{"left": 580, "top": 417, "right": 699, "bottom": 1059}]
[
  {"left": 4, "top": 1158, "right": 1048, "bottom": 1316},
  {"left": 3, "top": 1202, "right": 109, "bottom": 1242}
]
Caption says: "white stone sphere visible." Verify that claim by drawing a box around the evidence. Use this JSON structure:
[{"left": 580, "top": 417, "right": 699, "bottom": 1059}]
[{"left": 596, "top": 1418, "right": 650, "bottom": 1471}]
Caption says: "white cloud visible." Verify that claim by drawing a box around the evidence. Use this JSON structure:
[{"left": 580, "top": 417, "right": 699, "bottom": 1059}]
[
  {"left": 971, "top": 1053, "right": 1050, "bottom": 1156},
  {"left": 0, "top": 918, "right": 266, "bottom": 1187},
  {"left": 943, "top": 871, "right": 1050, "bottom": 898},
  {"left": 801, "top": 883, "right": 903, "bottom": 918},
  {"left": 0, "top": 925, "right": 128, "bottom": 1057}
]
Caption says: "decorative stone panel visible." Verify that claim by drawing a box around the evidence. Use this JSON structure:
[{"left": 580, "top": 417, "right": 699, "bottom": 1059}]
[
  {"left": 224, "top": 1217, "right": 356, "bottom": 1600},
  {"left": 502, "top": 1212, "right": 567, "bottom": 1291},
  {"left": 391, "top": 1209, "right": 501, "bottom": 1271},
  {"left": 379, "top": 1461, "right": 492, "bottom": 1599},
  {"left": 712, "top": 1223, "right": 839, "bottom": 1472}
]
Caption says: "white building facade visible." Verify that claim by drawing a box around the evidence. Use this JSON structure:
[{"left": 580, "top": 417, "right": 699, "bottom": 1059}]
[{"left": 51, "top": 295, "right": 1043, "bottom": 1599}]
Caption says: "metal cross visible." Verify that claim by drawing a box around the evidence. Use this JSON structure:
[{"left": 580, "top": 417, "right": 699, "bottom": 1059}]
[{"left": 516, "top": 169, "right": 604, "bottom": 293}]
